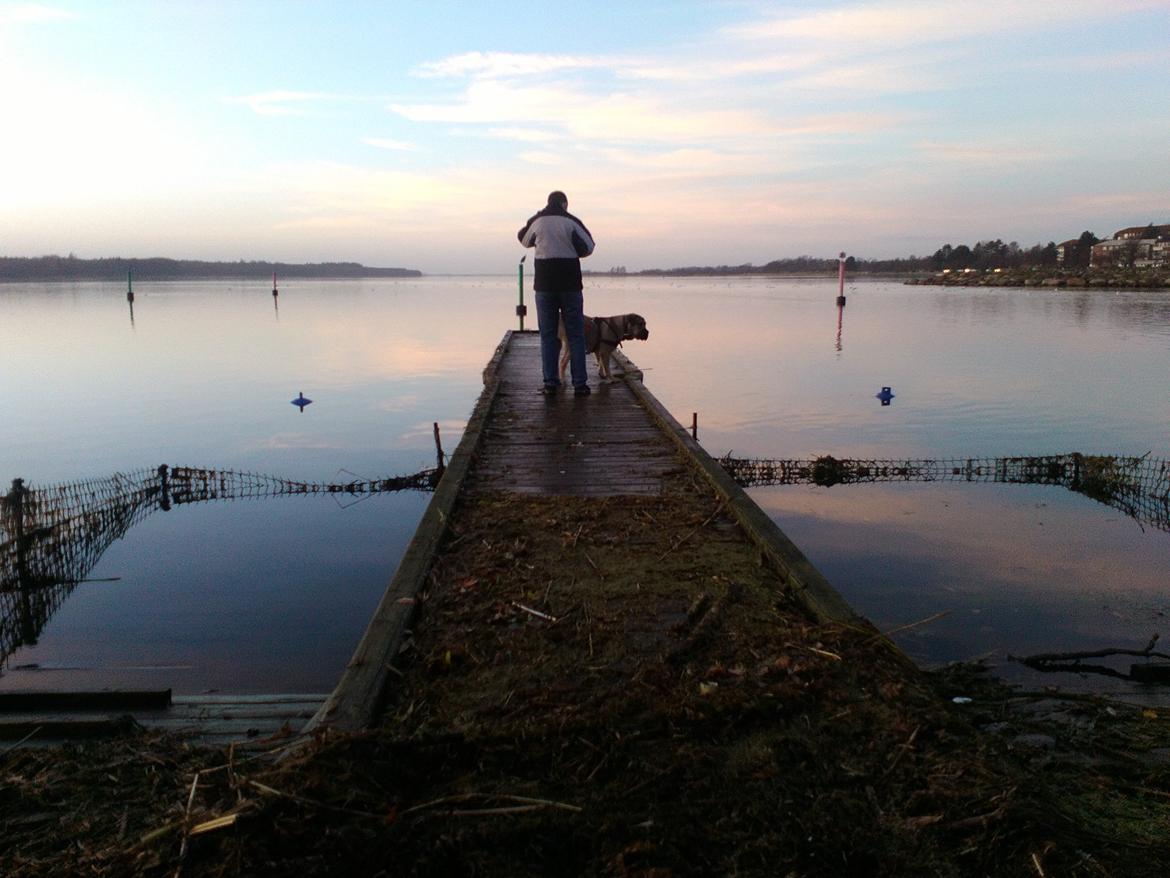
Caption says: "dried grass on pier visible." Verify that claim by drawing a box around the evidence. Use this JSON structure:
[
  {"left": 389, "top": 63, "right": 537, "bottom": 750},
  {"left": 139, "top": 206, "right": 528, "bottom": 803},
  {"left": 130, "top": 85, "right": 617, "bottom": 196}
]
[{"left": 3, "top": 472, "right": 1170, "bottom": 876}]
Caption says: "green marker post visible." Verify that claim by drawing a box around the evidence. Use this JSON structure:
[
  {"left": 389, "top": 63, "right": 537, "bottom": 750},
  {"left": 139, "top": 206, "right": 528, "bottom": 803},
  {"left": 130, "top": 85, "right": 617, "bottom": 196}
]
[{"left": 516, "top": 255, "right": 527, "bottom": 330}]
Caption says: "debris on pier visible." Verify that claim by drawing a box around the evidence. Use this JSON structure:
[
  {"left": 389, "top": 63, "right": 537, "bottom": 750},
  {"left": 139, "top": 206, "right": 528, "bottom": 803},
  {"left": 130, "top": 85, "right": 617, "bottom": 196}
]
[{"left": 3, "top": 482, "right": 1169, "bottom": 876}]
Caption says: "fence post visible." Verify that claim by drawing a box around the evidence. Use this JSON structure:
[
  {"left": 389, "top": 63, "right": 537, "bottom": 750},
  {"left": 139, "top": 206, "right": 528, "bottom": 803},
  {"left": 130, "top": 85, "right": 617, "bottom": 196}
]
[
  {"left": 7, "top": 478, "right": 27, "bottom": 575},
  {"left": 6, "top": 478, "right": 24, "bottom": 532},
  {"left": 7, "top": 479, "right": 36, "bottom": 641},
  {"left": 433, "top": 422, "right": 446, "bottom": 473},
  {"left": 157, "top": 464, "right": 171, "bottom": 511}
]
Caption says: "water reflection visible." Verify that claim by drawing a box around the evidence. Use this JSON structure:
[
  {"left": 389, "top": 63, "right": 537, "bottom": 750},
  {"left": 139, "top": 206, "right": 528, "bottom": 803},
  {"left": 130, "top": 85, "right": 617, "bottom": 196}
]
[
  {"left": 0, "top": 466, "right": 437, "bottom": 667},
  {"left": 1015, "top": 636, "right": 1170, "bottom": 683},
  {"left": 722, "top": 453, "right": 1170, "bottom": 535},
  {"left": 4, "top": 277, "right": 1169, "bottom": 694}
]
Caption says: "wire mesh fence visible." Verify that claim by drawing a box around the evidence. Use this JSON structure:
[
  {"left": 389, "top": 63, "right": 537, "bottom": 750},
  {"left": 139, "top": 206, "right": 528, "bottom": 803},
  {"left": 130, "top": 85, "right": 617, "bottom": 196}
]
[
  {"left": 719, "top": 453, "right": 1170, "bottom": 534},
  {"left": 0, "top": 465, "right": 439, "bottom": 663},
  {"left": 4, "top": 453, "right": 1168, "bottom": 666}
]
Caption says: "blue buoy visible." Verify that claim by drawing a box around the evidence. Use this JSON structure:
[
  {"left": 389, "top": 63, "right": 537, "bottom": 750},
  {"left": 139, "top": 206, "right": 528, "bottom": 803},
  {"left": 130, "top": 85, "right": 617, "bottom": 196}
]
[
  {"left": 876, "top": 386, "right": 895, "bottom": 406},
  {"left": 291, "top": 391, "right": 312, "bottom": 411}
]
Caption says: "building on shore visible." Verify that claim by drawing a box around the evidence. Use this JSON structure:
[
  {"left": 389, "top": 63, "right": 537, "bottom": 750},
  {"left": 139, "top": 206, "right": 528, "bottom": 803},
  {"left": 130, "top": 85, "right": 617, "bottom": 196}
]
[
  {"left": 1056, "top": 239, "right": 1091, "bottom": 268},
  {"left": 1090, "top": 223, "right": 1170, "bottom": 269}
]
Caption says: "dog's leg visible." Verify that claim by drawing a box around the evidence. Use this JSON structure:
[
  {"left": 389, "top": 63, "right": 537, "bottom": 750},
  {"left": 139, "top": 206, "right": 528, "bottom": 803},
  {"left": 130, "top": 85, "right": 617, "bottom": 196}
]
[{"left": 598, "top": 350, "right": 612, "bottom": 381}]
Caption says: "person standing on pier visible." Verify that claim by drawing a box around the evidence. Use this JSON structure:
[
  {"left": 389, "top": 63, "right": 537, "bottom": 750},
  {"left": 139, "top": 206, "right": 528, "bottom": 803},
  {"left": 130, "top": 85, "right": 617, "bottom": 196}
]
[{"left": 517, "top": 190, "right": 595, "bottom": 397}]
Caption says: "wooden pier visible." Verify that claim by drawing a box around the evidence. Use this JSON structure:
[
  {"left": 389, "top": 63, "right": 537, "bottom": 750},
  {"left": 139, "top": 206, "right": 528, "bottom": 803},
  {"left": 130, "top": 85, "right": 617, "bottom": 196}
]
[
  {"left": 11, "top": 332, "right": 1156, "bottom": 877},
  {"left": 310, "top": 330, "right": 863, "bottom": 734}
]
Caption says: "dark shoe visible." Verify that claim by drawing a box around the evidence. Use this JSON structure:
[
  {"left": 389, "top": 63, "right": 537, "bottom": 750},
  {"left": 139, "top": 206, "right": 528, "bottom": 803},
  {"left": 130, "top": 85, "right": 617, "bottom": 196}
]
[
  {"left": 541, "top": 384, "right": 558, "bottom": 396},
  {"left": 573, "top": 384, "right": 591, "bottom": 397}
]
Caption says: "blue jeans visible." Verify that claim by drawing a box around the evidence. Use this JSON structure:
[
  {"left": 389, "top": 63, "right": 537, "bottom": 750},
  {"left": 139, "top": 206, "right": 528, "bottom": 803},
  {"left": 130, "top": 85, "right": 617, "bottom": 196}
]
[{"left": 535, "top": 289, "right": 587, "bottom": 388}]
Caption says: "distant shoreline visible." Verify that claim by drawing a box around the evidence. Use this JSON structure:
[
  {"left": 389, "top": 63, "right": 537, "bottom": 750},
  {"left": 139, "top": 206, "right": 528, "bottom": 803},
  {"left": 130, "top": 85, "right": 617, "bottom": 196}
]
[
  {"left": 584, "top": 267, "right": 1170, "bottom": 289},
  {"left": 905, "top": 267, "right": 1170, "bottom": 290},
  {"left": 0, "top": 256, "right": 421, "bottom": 283}
]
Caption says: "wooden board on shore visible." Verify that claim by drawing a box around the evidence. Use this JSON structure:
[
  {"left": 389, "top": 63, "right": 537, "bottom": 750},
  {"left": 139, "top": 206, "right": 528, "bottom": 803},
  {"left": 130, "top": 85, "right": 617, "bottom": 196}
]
[{"left": 0, "top": 692, "right": 327, "bottom": 748}]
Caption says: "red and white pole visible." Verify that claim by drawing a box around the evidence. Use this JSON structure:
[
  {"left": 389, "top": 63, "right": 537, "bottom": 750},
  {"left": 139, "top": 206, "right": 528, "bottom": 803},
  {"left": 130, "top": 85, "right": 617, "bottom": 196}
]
[{"left": 836, "top": 252, "right": 847, "bottom": 307}]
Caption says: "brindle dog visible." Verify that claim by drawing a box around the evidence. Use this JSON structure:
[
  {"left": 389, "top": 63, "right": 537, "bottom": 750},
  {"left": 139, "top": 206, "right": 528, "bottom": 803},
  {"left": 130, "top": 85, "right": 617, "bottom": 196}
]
[{"left": 558, "top": 313, "right": 649, "bottom": 382}]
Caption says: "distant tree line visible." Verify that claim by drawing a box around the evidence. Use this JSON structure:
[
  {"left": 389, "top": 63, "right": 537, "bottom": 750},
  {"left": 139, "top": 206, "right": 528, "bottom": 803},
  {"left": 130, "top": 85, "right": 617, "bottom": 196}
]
[
  {"left": 636, "top": 232, "right": 1102, "bottom": 276},
  {"left": 0, "top": 254, "right": 421, "bottom": 282}
]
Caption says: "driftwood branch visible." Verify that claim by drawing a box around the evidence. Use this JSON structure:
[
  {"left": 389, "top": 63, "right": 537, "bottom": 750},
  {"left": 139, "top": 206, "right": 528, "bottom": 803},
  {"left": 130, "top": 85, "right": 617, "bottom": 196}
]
[
  {"left": 1012, "top": 634, "right": 1170, "bottom": 682},
  {"left": 401, "top": 792, "right": 582, "bottom": 817},
  {"left": 657, "top": 500, "right": 727, "bottom": 561},
  {"left": 1017, "top": 647, "right": 1170, "bottom": 664}
]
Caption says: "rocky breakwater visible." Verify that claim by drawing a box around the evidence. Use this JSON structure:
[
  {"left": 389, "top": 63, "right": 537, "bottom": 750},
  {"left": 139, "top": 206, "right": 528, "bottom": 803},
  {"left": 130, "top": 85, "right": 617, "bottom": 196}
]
[{"left": 906, "top": 268, "right": 1170, "bottom": 289}]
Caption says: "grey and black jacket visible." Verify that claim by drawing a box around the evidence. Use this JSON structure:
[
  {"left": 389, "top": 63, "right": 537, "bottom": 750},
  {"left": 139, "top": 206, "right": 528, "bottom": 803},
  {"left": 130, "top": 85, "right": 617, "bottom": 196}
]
[{"left": 517, "top": 204, "right": 595, "bottom": 292}]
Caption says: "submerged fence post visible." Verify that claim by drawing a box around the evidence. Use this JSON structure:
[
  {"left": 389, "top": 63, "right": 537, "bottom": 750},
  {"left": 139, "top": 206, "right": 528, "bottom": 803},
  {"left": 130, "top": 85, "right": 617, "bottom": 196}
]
[
  {"left": 7, "top": 478, "right": 27, "bottom": 578},
  {"left": 433, "top": 422, "right": 446, "bottom": 473},
  {"left": 157, "top": 464, "right": 171, "bottom": 511},
  {"left": 6, "top": 478, "right": 37, "bottom": 642},
  {"left": 691, "top": 412, "right": 698, "bottom": 441},
  {"left": 9, "top": 478, "right": 36, "bottom": 645}
]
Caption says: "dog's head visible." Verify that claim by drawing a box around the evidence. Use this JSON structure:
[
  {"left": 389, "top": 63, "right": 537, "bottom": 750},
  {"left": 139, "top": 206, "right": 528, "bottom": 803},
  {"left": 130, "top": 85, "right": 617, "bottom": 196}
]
[{"left": 622, "top": 313, "right": 649, "bottom": 341}]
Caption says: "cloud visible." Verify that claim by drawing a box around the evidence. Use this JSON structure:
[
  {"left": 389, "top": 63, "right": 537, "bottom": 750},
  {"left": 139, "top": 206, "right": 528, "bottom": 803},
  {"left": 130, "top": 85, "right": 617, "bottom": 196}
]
[
  {"left": 782, "top": 59, "right": 949, "bottom": 95},
  {"left": 620, "top": 52, "right": 825, "bottom": 82},
  {"left": 0, "top": 66, "right": 214, "bottom": 208},
  {"left": 0, "top": 3, "right": 76, "bottom": 24},
  {"left": 230, "top": 90, "right": 347, "bottom": 116},
  {"left": 414, "top": 51, "right": 609, "bottom": 79},
  {"left": 260, "top": 434, "right": 338, "bottom": 450},
  {"left": 391, "top": 79, "right": 782, "bottom": 144},
  {"left": 487, "top": 127, "right": 563, "bottom": 143},
  {"left": 725, "top": 0, "right": 1167, "bottom": 46},
  {"left": 913, "top": 140, "right": 1065, "bottom": 165},
  {"left": 272, "top": 215, "right": 372, "bottom": 231},
  {"left": 1057, "top": 190, "right": 1170, "bottom": 213},
  {"left": 362, "top": 137, "right": 415, "bottom": 151},
  {"left": 1024, "top": 48, "right": 1168, "bottom": 71},
  {"left": 517, "top": 151, "right": 563, "bottom": 165},
  {"left": 397, "top": 419, "right": 467, "bottom": 445}
]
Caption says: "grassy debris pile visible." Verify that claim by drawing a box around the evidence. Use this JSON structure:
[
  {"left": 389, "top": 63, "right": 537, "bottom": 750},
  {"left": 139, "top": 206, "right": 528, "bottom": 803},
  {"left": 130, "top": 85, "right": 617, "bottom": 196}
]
[{"left": 3, "top": 472, "right": 1170, "bottom": 876}]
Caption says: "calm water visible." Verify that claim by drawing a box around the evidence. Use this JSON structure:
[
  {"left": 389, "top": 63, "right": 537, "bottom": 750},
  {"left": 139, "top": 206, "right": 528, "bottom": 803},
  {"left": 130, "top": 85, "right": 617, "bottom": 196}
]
[{"left": 2, "top": 276, "right": 1168, "bottom": 700}]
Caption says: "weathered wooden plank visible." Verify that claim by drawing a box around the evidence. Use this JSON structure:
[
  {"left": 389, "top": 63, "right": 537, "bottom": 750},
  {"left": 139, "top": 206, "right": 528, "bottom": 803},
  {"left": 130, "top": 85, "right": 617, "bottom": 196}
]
[
  {"left": 0, "top": 694, "right": 328, "bottom": 747},
  {"left": 0, "top": 716, "right": 138, "bottom": 739},
  {"left": 0, "top": 689, "right": 172, "bottom": 712},
  {"left": 146, "top": 704, "right": 322, "bottom": 721},
  {"left": 469, "top": 338, "right": 679, "bottom": 497},
  {"left": 171, "top": 694, "right": 326, "bottom": 706}
]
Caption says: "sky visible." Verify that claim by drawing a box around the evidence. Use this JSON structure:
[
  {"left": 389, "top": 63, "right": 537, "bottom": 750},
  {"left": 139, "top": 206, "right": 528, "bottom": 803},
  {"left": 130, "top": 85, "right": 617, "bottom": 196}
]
[{"left": 1, "top": 1, "right": 1168, "bottom": 274}]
